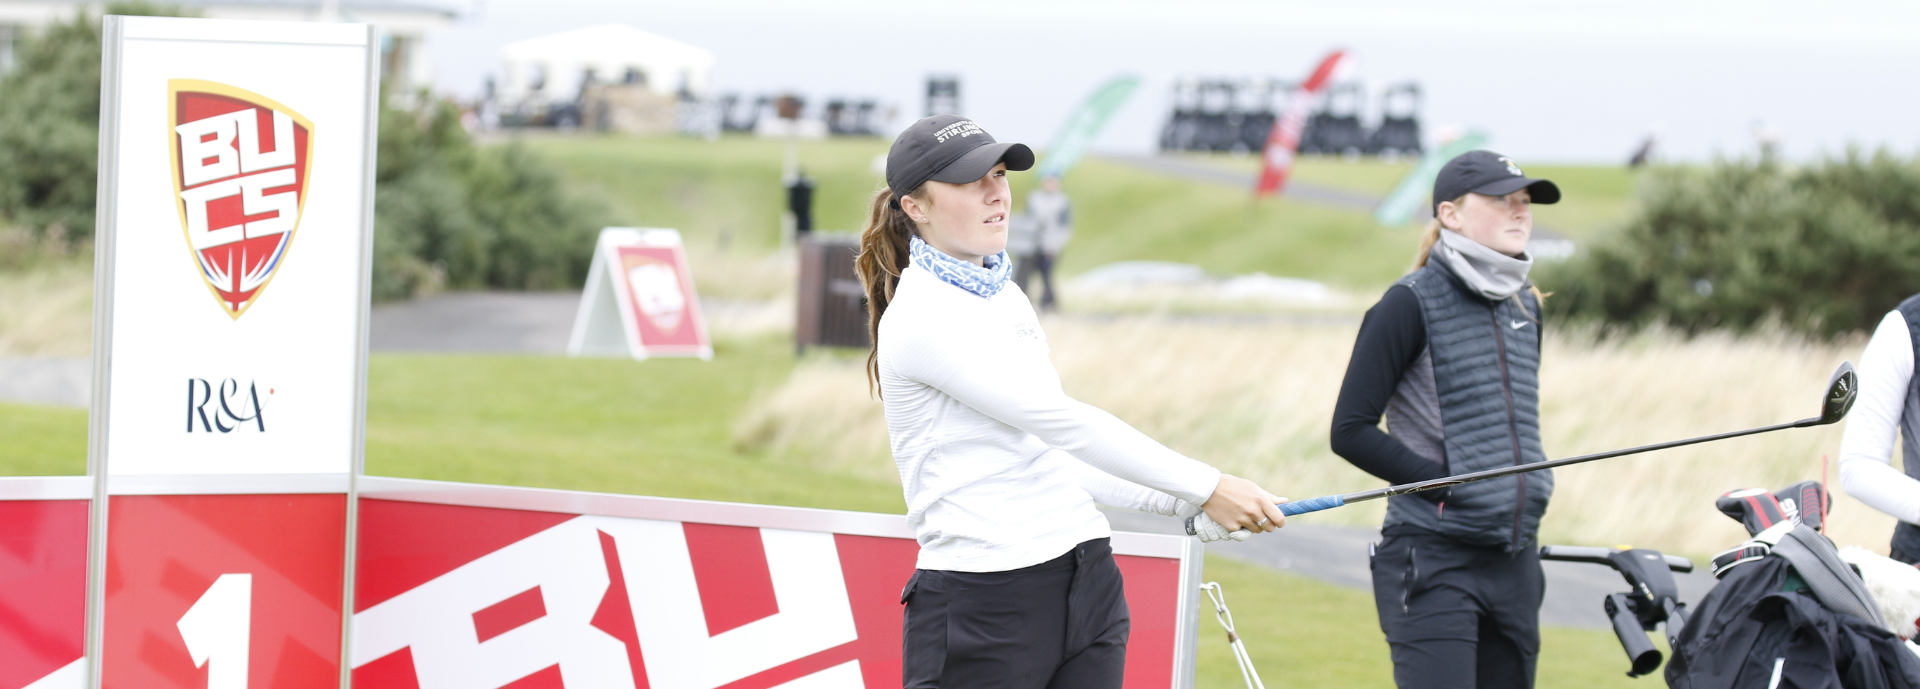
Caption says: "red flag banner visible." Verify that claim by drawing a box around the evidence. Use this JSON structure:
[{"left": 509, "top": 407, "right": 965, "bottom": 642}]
[{"left": 1256, "top": 50, "right": 1348, "bottom": 197}]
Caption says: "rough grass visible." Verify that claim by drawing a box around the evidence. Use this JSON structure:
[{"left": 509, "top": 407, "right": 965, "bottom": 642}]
[
  {"left": 736, "top": 316, "right": 1885, "bottom": 560},
  {"left": 0, "top": 250, "right": 91, "bottom": 357},
  {"left": 1196, "top": 555, "right": 1653, "bottom": 689}
]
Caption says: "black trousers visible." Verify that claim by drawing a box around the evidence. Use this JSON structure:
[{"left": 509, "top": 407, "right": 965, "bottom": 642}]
[
  {"left": 1014, "top": 252, "right": 1059, "bottom": 310},
  {"left": 1370, "top": 530, "right": 1544, "bottom": 689},
  {"left": 902, "top": 538, "right": 1129, "bottom": 689}
]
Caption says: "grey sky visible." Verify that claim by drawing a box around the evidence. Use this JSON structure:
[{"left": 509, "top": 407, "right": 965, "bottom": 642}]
[{"left": 424, "top": 0, "right": 1920, "bottom": 163}]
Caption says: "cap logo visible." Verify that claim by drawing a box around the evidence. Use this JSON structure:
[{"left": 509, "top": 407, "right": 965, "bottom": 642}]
[
  {"left": 933, "top": 120, "right": 984, "bottom": 143},
  {"left": 1498, "top": 156, "right": 1523, "bottom": 177}
]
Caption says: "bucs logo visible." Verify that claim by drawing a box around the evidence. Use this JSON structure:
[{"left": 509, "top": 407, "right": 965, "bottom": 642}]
[{"left": 169, "top": 80, "right": 314, "bottom": 319}]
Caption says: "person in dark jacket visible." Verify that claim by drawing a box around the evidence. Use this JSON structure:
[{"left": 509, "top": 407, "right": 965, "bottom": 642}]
[{"left": 1330, "top": 150, "right": 1562, "bottom": 689}]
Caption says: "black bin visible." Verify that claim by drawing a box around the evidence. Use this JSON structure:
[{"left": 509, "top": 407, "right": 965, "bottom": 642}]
[{"left": 797, "top": 234, "right": 870, "bottom": 351}]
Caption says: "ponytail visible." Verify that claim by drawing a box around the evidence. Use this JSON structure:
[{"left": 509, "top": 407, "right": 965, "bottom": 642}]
[
  {"left": 1413, "top": 194, "right": 1548, "bottom": 316},
  {"left": 855, "top": 186, "right": 922, "bottom": 397}
]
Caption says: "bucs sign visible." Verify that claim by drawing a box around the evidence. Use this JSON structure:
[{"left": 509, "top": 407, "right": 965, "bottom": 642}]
[
  {"left": 169, "top": 80, "right": 314, "bottom": 319},
  {"left": 90, "top": 15, "right": 378, "bottom": 688}
]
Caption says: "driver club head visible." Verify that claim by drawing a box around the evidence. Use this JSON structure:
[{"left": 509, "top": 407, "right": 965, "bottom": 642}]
[{"left": 1819, "top": 360, "right": 1858, "bottom": 426}]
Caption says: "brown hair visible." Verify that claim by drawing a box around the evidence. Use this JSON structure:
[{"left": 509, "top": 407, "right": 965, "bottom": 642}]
[
  {"left": 855, "top": 186, "right": 928, "bottom": 396},
  {"left": 1414, "top": 193, "right": 1548, "bottom": 315}
]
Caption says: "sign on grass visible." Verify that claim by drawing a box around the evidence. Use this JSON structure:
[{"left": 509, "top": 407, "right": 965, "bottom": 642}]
[{"left": 569, "top": 228, "right": 713, "bottom": 361}]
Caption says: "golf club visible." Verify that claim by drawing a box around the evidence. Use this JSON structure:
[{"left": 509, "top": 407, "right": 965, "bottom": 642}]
[{"left": 1190, "top": 361, "right": 1857, "bottom": 538}]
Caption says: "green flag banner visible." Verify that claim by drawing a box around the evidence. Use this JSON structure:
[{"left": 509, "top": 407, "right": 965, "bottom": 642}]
[
  {"left": 1037, "top": 76, "right": 1141, "bottom": 179},
  {"left": 1374, "top": 130, "right": 1490, "bottom": 226}
]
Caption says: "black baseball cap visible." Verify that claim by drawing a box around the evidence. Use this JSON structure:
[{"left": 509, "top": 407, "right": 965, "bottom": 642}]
[
  {"left": 1432, "top": 150, "right": 1561, "bottom": 213},
  {"left": 886, "top": 115, "right": 1034, "bottom": 199}
]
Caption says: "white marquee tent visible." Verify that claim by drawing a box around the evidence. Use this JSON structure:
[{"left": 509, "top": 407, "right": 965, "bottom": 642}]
[{"left": 500, "top": 24, "right": 713, "bottom": 104}]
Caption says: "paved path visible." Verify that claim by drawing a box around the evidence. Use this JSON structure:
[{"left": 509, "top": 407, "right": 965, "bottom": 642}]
[{"left": 0, "top": 289, "right": 1711, "bottom": 632}]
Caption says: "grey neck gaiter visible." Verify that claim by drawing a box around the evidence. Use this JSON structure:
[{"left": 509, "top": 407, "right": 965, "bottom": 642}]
[{"left": 1435, "top": 229, "right": 1533, "bottom": 301}]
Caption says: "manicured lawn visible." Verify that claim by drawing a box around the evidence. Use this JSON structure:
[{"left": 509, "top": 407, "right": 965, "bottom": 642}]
[
  {"left": 362, "top": 335, "right": 904, "bottom": 514},
  {"left": 0, "top": 401, "right": 87, "bottom": 475}
]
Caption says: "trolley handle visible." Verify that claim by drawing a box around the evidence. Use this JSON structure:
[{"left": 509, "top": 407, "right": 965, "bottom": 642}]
[{"left": 1540, "top": 545, "right": 1694, "bottom": 573}]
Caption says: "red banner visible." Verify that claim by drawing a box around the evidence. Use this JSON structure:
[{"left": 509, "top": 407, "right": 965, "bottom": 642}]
[
  {"left": 349, "top": 482, "right": 1196, "bottom": 688},
  {"left": 101, "top": 494, "right": 347, "bottom": 688},
  {"left": 0, "top": 497, "right": 88, "bottom": 689},
  {"left": 1256, "top": 50, "right": 1349, "bottom": 197}
]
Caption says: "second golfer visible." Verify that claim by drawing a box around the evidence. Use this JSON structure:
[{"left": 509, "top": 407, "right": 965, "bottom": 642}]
[
  {"left": 856, "top": 115, "right": 1288, "bottom": 689},
  {"left": 1331, "top": 150, "right": 1561, "bottom": 689}
]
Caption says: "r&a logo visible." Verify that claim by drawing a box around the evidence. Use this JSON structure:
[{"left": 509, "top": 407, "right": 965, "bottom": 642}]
[
  {"left": 170, "top": 79, "right": 315, "bottom": 319},
  {"left": 186, "top": 378, "right": 271, "bottom": 433}
]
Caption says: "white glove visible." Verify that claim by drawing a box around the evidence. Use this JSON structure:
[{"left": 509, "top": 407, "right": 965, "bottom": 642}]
[{"left": 1184, "top": 510, "right": 1252, "bottom": 542}]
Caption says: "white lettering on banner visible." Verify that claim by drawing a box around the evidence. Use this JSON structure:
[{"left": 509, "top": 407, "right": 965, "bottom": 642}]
[
  {"left": 238, "top": 109, "right": 295, "bottom": 173},
  {"left": 597, "top": 519, "right": 859, "bottom": 689},
  {"left": 177, "top": 574, "right": 252, "bottom": 689},
  {"left": 177, "top": 112, "right": 241, "bottom": 187},
  {"left": 351, "top": 516, "right": 864, "bottom": 689},
  {"left": 352, "top": 519, "right": 634, "bottom": 688},
  {"left": 180, "top": 178, "right": 243, "bottom": 248},
  {"left": 20, "top": 659, "right": 85, "bottom": 689},
  {"left": 180, "top": 169, "right": 299, "bottom": 251}
]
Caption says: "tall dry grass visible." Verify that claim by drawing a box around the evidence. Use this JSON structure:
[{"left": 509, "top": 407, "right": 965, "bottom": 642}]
[
  {"left": 0, "top": 231, "right": 93, "bottom": 358},
  {"left": 734, "top": 315, "right": 1887, "bottom": 558}
]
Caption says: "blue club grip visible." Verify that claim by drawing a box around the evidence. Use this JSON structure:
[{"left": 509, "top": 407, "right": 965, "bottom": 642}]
[{"left": 1279, "top": 494, "right": 1346, "bottom": 516}]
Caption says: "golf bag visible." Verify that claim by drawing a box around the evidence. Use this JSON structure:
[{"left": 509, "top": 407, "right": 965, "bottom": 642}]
[{"left": 1665, "top": 482, "right": 1920, "bottom": 689}]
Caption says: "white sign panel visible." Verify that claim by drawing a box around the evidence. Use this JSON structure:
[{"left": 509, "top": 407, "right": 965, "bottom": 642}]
[{"left": 94, "top": 16, "right": 377, "bottom": 478}]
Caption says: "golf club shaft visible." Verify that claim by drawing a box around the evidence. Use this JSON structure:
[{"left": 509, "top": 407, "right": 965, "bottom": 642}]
[{"left": 1277, "top": 415, "right": 1821, "bottom": 517}]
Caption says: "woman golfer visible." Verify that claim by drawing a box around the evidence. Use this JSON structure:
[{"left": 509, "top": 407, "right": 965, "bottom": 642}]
[
  {"left": 1838, "top": 295, "right": 1920, "bottom": 563},
  {"left": 857, "top": 115, "right": 1287, "bottom": 689},
  {"left": 1330, "top": 150, "right": 1561, "bottom": 689}
]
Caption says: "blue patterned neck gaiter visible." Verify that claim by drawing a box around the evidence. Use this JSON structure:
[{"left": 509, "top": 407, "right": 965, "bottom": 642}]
[{"left": 909, "top": 235, "right": 1011, "bottom": 299}]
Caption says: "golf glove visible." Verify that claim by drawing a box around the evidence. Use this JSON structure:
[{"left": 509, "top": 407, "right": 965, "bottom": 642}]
[{"left": 1184, "top": 510, "right": 1252, "bottom": 543}]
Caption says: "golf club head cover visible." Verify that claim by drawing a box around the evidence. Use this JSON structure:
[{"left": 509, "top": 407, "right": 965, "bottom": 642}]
[
  {"left": 1184, "top": 512, "right": 1252, "bottom": 542},
  {"left": 1776, "top": 481, "right": 1829, "bottom": 533},
  {"left": 1717, "top": 488, "right": 1789, "bottom": 536}
]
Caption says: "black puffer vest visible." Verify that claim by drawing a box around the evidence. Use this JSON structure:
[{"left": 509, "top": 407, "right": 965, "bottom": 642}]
[
  {"left": 1887, "top": 295, "right": 1920, "bottom": 560},
  {"left": 1382, "top": 257, "right": 1553, "bottom": 552}
]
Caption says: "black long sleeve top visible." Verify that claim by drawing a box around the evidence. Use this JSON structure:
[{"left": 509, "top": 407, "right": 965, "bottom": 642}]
[{"left": 1330, "top": 285, "right": 1448, "bottom": 485}]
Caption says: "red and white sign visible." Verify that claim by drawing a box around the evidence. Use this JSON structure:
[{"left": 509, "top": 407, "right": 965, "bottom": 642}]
[
  {"left": 0, "top": 478, "right": 90, "bottom": 689},
  {"left": 349, "top": 478, "right": 1200, "bottom": 689},
  {"left": 90, "top": 15, "right": 380, "bottom": 688},
  {"left": 569, "top": 229, "right": 712, "bottom": 361},
  {"left": 1255, "top": 49, "right": 1350, "bottom": 198},
  {"left": 170, "top": 80, "right": 315, "bottom": 320}
]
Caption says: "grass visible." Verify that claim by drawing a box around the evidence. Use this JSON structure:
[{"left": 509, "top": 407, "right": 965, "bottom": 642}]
[
  {"left": 0, "top": 401, "right": 86, "bottom": 475},
  {"left": 1160, "top": 152, "right": 1643, "bottom": 240},
  {"left": 0, "top": 343, "right": 1661, "bottom": 689},
  {"left": 362, "top": 335, "right": 904, "bottom": 514},
  {"left": 1196, "top": 555, "right": 1652, "bottom": 689},
  {"left": 0, "top": 249, "right": 91, "bottom": 358}
]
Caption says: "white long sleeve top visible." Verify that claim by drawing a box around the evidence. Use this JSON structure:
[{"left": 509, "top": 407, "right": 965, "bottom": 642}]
[
  {"left": 1838, "top": 310, "right": 1920, "bottom": 523},
  {"left": 878, "top": 264, "right": 1222, "bottom": 572}
]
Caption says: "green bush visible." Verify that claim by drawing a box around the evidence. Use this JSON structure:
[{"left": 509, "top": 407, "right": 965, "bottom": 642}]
[
  {"left": 0, "top": 6, "right": 605, "bottom": 301},
  {"left": 372, "top": 100, "right": 607, "bottom": 300},
  {"left": 0, "top": 2, "right": 192, "bottom": 242},
  {"left": 1544, "top": 151, "right": 1920, "bottom": 337}
]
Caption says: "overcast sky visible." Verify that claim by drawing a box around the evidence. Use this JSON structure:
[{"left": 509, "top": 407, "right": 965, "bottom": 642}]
[{"left": 422, "top": 0, "right": 1920, "bottom": 163}]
